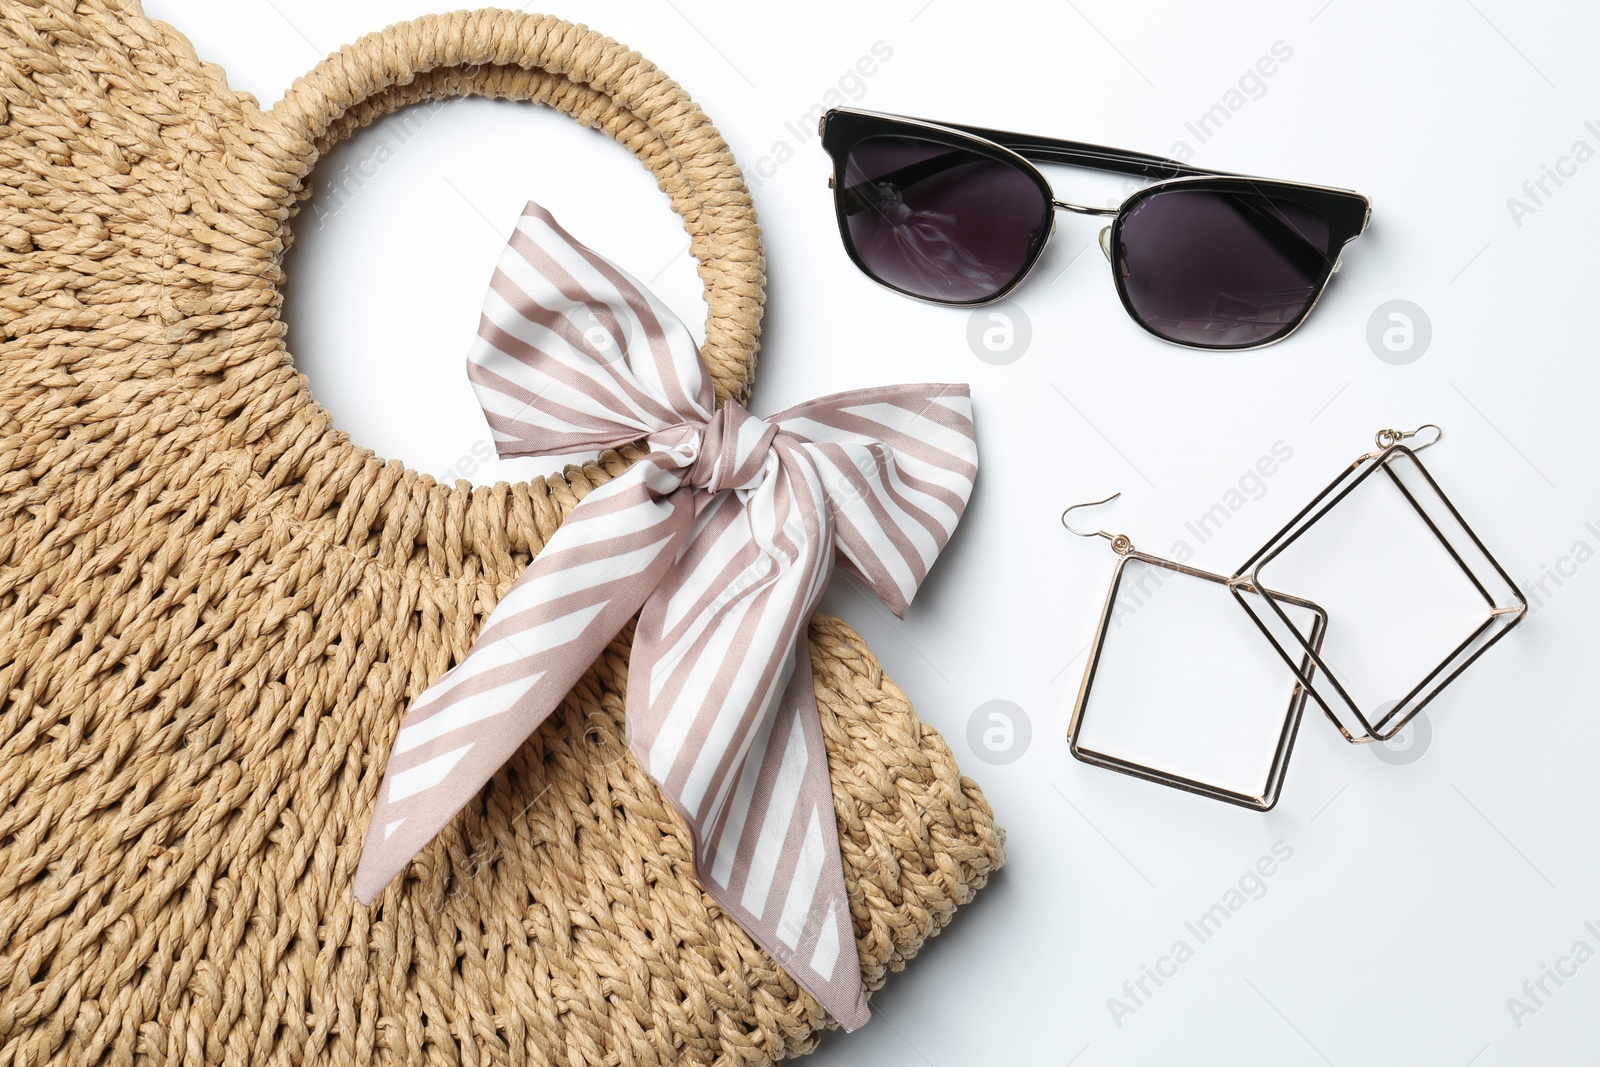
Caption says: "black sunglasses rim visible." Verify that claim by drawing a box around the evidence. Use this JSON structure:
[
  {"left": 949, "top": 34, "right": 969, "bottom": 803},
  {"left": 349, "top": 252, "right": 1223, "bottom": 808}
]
[
  {"left": 819, "top": 108, "right": 1372, "bottom": 349},
  {"left": 822, "top": 116, "right": 1057, "bottom": 308},
  {"left": 1108, "top": 177, "right": 1367, "bottom": 350}
]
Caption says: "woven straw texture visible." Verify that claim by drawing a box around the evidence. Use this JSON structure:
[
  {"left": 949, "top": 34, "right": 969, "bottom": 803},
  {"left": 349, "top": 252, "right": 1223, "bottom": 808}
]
[{"left": 0, "top": 4, "right": 1005, "bottom": 1065}]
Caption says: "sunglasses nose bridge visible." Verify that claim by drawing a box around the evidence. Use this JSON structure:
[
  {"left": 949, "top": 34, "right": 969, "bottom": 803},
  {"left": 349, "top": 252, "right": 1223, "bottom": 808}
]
[{"left": 1051, "top": 198, "right": 1121, "bottom": 218}]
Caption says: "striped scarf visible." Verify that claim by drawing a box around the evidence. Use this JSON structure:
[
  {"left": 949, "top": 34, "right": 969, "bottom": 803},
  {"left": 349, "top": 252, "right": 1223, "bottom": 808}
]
[{"left": 354, "top": 203, "right": 978, "bottom": 1030}]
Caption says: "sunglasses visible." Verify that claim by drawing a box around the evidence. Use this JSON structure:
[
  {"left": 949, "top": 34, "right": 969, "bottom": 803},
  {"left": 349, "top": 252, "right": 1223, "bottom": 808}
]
[{"left": 818, "top": 108, "right": 1371, "bottom": 350}]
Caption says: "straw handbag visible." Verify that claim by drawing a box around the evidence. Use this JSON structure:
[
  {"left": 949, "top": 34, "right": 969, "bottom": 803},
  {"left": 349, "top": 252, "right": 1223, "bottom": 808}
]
[{"left": 0, "top": 4, "right": 1004, "bottom": 1065}]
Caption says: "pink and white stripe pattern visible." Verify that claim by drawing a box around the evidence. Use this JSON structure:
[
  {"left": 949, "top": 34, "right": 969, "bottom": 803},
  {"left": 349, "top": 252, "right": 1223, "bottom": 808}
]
[{"left": 353, "top": 203, "right": 978, "bottom": 1031}]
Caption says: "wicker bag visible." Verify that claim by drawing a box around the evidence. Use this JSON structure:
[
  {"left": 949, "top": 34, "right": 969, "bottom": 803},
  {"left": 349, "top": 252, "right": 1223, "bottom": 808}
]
[{"left": 0, "top": 5, "right": 1004, "bottom": 1064}]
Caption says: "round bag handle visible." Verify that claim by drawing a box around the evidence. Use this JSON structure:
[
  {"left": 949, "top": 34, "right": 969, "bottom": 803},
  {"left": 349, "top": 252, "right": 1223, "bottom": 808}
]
[{"left": 262, "top": 9, "right": 763, "bottom": 404}]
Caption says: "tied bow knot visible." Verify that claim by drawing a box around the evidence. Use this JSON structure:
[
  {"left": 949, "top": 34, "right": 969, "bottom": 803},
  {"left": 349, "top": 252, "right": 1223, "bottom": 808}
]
[
  {"left": 665, "top": 399, "right": 778, "bottom": 495},
  {"left": 354, "top": 204, "right": 979, "bottom": 1034}
]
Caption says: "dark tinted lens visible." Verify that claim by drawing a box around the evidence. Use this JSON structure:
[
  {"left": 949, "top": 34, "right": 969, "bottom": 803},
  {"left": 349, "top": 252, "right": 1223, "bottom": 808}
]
[
  {"left": 839, "top": 135, "right": 1049, "bottom": 303},
  {"left": 1115, "top": 188, "right": 1334, "bottom": 347}
]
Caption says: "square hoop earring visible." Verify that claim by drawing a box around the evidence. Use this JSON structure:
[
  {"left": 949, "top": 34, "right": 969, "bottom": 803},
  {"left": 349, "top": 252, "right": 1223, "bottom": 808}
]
[
  {"left": 1231, "top": 424, "right": 1527, "bottom": 744},
  {"left": 1063, "top": 496, "right": 1330, "bottom": 810}
]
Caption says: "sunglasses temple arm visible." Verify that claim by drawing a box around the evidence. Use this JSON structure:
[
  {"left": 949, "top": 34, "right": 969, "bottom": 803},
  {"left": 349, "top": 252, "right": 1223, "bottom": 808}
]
[
  {"left": 845, "top": 155, "right": 1332, "bottom": 274},
  {"left": 939, "top": 121, "right": 1232, "bottom": 182},
  {"left": 1221, "top": 194, "right": 1336, "bottom": 277},
  {"left": 835, "top": 142, "right": 1219, "bottom": 219},
  {"left": 836, "top": 153, "right": 961, "bottom": 216}
]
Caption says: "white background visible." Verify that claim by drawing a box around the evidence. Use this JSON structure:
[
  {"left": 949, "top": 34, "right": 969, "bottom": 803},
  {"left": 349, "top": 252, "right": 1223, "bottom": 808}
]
[{"left": 147, "top": 1, "right": 1600, "bottom": 1062}]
